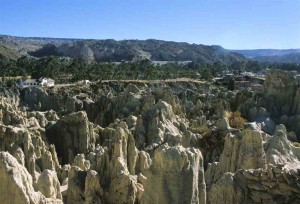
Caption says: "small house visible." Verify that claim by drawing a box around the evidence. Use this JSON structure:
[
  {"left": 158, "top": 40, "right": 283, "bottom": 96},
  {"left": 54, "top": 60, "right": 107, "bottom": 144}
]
[
  {"left": 241, "top": 72, "right": 255, "bottom": 77},
  {"left": 40, "top": 78, "right": 55, "bottom": 87},
  {"left": 78, "top": 80, "right": 91, "bottom": 85}
]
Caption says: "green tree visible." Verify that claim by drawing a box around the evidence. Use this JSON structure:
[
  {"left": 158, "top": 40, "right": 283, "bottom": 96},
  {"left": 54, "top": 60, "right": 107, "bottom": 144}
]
[
  {"left": 201, "top": 69, "right": 213, "bottom": 81},
  {"left": 227, "top": 78, "right": 235, "bottom": 91}
]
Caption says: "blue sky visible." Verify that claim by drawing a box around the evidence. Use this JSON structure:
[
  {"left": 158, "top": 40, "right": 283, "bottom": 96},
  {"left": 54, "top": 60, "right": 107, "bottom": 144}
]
[{"left": 0, "top": 0, "right": 299, "bottom": 49}]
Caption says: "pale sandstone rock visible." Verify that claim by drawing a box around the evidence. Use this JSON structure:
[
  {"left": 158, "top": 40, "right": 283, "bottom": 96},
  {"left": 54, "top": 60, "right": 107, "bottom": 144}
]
[
  {"left": 140, "top": 144, "right": 206, "bottom": 204},
  {"left": 73, "top": 154, "right": 90, "bottom": 171},
  {"left": 12, "top": 146, "right": 25, "bottom": 165},
  {"left": 236, "top": 128, "right": 266, "bottom": 170},
  {"left": 3, "top": 79, "right": 300, "bottom": 204},
  {"left": 215, "top": 117, "right": 230, "bottom": 130},
  {"left": 206, "top": 124, "right": 300, "bottom": 203},
  {"left": 0, "top": 151, "right": 62, "bottom": 204},
  {"left": 208, "top": 172, "right": 242, "bottom": 204},
  {"left": 206, "top": 127, "right": 266, "bottom": 187},
  {"left": 265, "top": 125, "right": 299, "bottom": 165},
  {"left": 41, "top": 150, "right": 55, "bottom": 171},
  {"left": 58, "top": 164, "right": 71, "bottom": 185},
  {"left": 126, "top": 115, "right": 137, "bottom": 129},
  {"left": 46, "top": 111, "right": 97, "bottom": 164},
  {"left": 107, "top": 173, "right": 143, "bottom": 204},
  {"left": 84, "top": 170, "right": 103, "bottom": 204},
  {"left": 67, "top": 166, "right": 87, "bottom": 204},
  {"left": 36, "top": 169, "right": 62, "bottom": 200},
  {"left": 263, "top": 70, "right": 300, "bottom": 136},
  {"left": 135, "top": 99, "right": 183, "bottom": 149}
]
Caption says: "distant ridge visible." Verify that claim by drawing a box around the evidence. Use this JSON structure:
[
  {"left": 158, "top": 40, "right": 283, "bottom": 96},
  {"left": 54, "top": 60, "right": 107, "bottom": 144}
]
[
  {"left": 1, "top": 34, "right": 300, "bottom": 64},
  {"left": 253, "top": 52, "right": 300, "bottom": 63},
  {"left": 232, "top": 49, "right": 300, "bottom": 58},
  {"left": 232, "top": 49, "right": 300, "bottom": 63},
  {"left": 0, "top": 34, "right": 245, "bottom": 64},
  {"left": 0, "top": 34, "right": 80, "bottom": 42}
]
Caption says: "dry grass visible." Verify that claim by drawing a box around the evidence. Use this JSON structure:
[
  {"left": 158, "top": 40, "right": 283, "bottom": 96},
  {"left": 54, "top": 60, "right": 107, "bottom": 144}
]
[
  {"left": 225, "top": 111, "right": 246, "bottom": 129},
  {"left": 0, "top": 76, "right": 30, "bottom": 82},
  {"left": 292, "top": 142, "right": 300, "bottom": 148},
  {"left": 190, "top": 126, "right": 209, "bottom": 134}
]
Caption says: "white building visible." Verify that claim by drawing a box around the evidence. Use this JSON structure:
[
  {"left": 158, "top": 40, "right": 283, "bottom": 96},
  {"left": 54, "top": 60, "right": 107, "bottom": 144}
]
[
  {"left": 18, "top": 77, "right": 55, "bottom": 88},
  {"left": 40, "top": 78, "right": 55, "bottom": 87},
  {"left": 241, "top": 72, "right": 255, "bottom": 77},
  {"left": 78, "top": 80, "right": 91, "bottom": 85}
]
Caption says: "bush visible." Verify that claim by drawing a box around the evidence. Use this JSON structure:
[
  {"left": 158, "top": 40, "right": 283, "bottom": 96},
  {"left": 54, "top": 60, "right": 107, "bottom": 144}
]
[
  {"left": 292, "top": 142, "right": 300, "bottom": 148},
  {"left": 4, "top": 79, "right": 15, "bottom": 87},
  {"left": 190, "top": 126, "right": 209, "bottom": 134},
  {"left": 227, "top": 111, "right": 246, "bottom": 129}
]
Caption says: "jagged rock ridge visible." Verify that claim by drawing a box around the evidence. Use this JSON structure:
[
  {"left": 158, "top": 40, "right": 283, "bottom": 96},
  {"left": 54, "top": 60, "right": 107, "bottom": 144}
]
[{"left": 0, "top": 76, "right": 300, "bottom": 203}]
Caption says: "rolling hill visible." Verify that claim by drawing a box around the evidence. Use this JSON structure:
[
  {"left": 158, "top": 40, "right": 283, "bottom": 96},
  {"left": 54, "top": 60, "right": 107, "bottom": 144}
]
[
  {"left": 232, "top": 49, "right": 300, "bottom": 63},
  {"left": 0, "top": 35, "right": 245, "bottom": 64},
  {"left": 0, "top": 45, "right": 22, "bottom": 60},
  {"left": 253, "top": 52, "right": 300, "bottom": 63},
  {"left": 2, "top": 34, "right": 299, "bottom": 64}
]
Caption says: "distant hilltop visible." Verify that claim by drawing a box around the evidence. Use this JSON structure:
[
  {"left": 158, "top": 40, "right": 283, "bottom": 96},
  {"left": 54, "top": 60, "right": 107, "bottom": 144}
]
[
  {"left": 1, "top": 34, "right": 300, "bottom": 63},
  {"left": 0, "top": 34, "right": 245, "bottom": 64},
  {"left": 232, "top": 49, "right": 300, "bottom": 63}
]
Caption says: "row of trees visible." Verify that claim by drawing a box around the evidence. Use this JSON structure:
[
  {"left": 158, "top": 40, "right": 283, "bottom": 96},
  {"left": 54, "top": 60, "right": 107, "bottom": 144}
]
[
  {"left": 0, "top": 56, "right": 218, "bottom": 83},
  {"left": 1, "top": 55, "right": 300, "bottom": 84}
]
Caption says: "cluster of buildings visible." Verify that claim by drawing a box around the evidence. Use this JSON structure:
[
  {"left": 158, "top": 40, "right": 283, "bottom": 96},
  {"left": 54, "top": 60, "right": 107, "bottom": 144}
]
[
  {"left": 234, "top": 75, "right": 264, "bottom": 91},
  {"left": 218, "top": 70, "right": 300, "bottom": 91},
  {"left": 216, "top": 71, "right": 266, "bottom": 91}
]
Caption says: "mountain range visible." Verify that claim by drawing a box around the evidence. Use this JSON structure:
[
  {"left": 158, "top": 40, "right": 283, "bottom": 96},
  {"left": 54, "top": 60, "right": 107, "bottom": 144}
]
[
  {"left": 1, "top": 34, "right": 299, "bottom": 64},
  {"left": 232, "top": 49, "right": 300, "bottom": 63}
]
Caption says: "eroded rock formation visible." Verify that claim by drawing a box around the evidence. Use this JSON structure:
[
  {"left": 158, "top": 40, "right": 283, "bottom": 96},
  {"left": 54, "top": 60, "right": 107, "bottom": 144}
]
[{"left": 0, "top": 77, "right": 300, "bottom": 204}]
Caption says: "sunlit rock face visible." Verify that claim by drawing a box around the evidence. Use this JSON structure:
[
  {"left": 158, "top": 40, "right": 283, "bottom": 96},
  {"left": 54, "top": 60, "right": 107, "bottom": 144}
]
[
  {"left": 263, "top": 70, "right": 300, "bottom": 137},
  {"left": 0, "top": 152, "right": 62, "bottom": 204},
  {"left": 1, "top": 78, "right": 300, "bottom": 204},
  {"left": 46, "top": 111, "right": 97, "bottom": 165},
  {"left": 206, "top": 124, "right": 300, "bottom": 204},
  {"left": 237, "top": 70, "right": 300, "bottom": 138},
  {"left": 263, "top": 70, "right": 299, "bottom": 116}
]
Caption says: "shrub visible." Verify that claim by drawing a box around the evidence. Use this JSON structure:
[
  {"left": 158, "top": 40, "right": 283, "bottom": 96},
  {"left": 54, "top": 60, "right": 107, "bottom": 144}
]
[
  {"left": 292, "top": 142, "right": 300, "bottom": 148},
  {"left": 228, "top": 111, "right": 246, "bottom": 129},
  {"left": 190, "top": 126, "right": 209, "bottom": 134}
]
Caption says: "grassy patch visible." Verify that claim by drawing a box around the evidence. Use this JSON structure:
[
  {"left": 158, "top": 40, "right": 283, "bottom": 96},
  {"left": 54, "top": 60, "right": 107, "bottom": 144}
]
[
  {"left": 189, "top": 126, "right": 209, "bottom": 134},
  {"left": 225, "top": 111, "right": 246, "bottom": 129},
  {"left": 292, "top": 142, "right": 300, "bottom": 148}
]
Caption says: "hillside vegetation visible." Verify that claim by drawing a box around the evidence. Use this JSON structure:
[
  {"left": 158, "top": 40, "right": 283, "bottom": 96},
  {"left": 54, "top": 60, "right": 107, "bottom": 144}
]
[
  {"left": 0, "top": 35, "right": 245, "bottom": 64},
  {"left": 0, "top": 45, "right": 21, "bottom": 60}
]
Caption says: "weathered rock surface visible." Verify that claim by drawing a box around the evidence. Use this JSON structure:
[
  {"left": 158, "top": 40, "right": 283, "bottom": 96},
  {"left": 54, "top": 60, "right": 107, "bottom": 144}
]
[
  {"left": 206, "top": 124, "right": 300, "bottom": 203},
  {"left": 1, "top": 78, "right": 300, "bottom": 204},
  {"left": 140, "top": 145, "right": 206, "bottom": 204},
  {"left": 36, "top": 169, "right": 62, "bottom": 200},
  {"left": 46, "top": 111, "right": 97, "bottom": 164},
  {"left": 0, "top": 151, "right": 62, "bottom": 204},
  {"left": 263, "top": 70, "right": 299, "bottom": 117},
  {"left": 263, "top": 71, "right": 300, "bottom": 136}
]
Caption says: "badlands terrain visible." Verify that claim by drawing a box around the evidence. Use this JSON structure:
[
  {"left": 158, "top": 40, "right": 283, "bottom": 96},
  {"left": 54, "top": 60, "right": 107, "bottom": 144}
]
[{"left": 1, "top": 70, "right": 300, "bottom": 204}]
